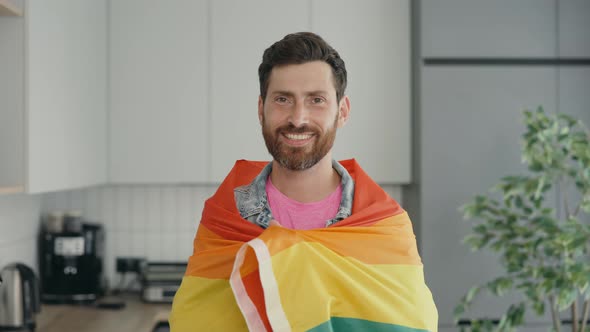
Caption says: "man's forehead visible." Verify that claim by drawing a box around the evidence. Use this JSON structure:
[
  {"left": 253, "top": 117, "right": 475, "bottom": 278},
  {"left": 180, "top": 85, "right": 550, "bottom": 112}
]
[
  {"left": 268, "top": 89, "right": 331, "bottom": 96},
  {"left": 267, "top": 61, "right": 335, "bottom": 94}
]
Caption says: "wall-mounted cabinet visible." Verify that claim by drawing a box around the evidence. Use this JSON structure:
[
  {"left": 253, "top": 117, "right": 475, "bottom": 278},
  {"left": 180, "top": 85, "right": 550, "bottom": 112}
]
[
  {"left": 0, "top": 0, "right": 107, "bottom": 194},
  {"left": 559, "top": 0, "right": 590, "bottom": 58},
  {"left": 421, "top": 0, "right": 556, "bottom": 58},
  {"left": 312, "top": 0, "right": 411, "bottom": 184},
  {"left": 209, "top": 0, "right": 309, "bottom": 181},
  {"left": 109, "top": 0, "right": 209, "bottom": 183},
  {"left": 111, "top": 0, "right": 412, "bottom": 184},
  {"left": 0, "top": 0, "right": 24, "bottom": 193},
  {"left": 421, "top": 0, "right": 590, "bottom": 59}
]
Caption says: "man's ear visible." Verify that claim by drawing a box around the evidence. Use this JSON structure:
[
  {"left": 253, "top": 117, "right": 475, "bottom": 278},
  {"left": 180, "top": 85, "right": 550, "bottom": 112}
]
[
  {"left": 258, "top": 95, "right": 264, "bottom": 125},
  {"left": 337, "top": 95, "right": 351, "bottom": 128}
]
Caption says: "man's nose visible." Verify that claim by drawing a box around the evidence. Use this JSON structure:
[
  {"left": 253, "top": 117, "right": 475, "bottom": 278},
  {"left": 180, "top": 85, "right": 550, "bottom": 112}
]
[{"left": 288, "top": 101, "right": 309, "bottom": 128}]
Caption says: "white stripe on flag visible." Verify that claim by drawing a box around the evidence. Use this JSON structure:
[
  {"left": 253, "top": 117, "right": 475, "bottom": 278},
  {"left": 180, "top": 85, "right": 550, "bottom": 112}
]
[
  {"left": 230, "top": 242, "right": 267, "bottom": 332},
  {"left": 248, "top": 238, "right": 292, "bottom": 332}
]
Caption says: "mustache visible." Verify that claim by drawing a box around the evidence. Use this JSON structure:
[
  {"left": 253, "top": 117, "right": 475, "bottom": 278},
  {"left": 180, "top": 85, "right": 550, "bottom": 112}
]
[{"left": 277, "top": 124, "right": 317, "bottom": 134}]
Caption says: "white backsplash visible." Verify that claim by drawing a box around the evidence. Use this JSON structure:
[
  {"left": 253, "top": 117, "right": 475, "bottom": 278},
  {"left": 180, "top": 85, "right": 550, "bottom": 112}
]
[
  {"left": 2, "top": 183, "right": 401, "bottom": 287},
  {"left": 40, "top": 184, "right": 217, "bottom": 286},
  {"left": 0, "top": 193, "right": 43, "bottom": 271}
]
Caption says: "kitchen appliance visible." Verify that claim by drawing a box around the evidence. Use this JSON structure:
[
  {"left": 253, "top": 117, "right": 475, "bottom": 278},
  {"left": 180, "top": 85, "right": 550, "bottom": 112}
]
[
  {"left": 141, "top": 262, "right": 186, "bottom": 303},
  {"left": 39, "top": 212, "right": 106, "bottom": 303},
  {"left": 0, "top": 263, "right": 41, "bottom": 331}
]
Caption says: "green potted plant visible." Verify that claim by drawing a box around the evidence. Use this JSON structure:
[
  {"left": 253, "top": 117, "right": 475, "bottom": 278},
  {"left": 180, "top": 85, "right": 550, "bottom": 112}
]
[{"left": 454, "top": 107, "right": 590, "bottom": 332}]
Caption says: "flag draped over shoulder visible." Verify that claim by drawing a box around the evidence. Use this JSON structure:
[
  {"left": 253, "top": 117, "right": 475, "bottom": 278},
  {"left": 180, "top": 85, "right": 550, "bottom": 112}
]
[{"left": 170, "top": 159, "right": 438, "bottom": 332}]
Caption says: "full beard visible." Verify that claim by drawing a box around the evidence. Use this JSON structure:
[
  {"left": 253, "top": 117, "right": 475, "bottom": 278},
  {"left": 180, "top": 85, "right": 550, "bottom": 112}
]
[{"left": 262, "top": 115, "right": 338, "bottom": 171}]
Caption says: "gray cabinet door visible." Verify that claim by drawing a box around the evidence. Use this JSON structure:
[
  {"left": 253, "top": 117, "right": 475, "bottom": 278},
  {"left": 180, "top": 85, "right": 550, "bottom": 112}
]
[
  {"left": 559, "top": 67, "right": 590, "bottom": 139},
  {"left": 421, "top": 0, "right": 556, "bottom": 58},
  {"left": 558, "top": 67, "right": 590, "bottom": 225},
  {"left": 559, "top": 0, "right": 590, "bottom": 57},
  {"left": 420, "top": 66, "right": 556, "bottom": 324}
]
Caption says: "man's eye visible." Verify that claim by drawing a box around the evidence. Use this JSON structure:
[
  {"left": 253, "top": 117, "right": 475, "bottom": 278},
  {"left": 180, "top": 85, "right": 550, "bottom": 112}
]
[
  {"left": 275, "top": 97, "right": 288, "bottom": 103},
  {"left": 312, "top": 97, "right": 324, "bottom": 104}
]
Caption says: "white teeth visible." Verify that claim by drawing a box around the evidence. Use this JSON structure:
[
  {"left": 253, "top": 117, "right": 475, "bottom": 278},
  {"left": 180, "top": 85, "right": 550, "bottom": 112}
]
[{"left": 285, "top": 133, "right": 312, "bottom": 140}]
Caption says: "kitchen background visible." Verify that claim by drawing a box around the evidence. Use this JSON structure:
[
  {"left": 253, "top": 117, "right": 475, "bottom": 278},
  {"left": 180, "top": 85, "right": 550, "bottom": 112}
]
[{"left": 1, "top": 0, "right": 590, "bottom": 331}]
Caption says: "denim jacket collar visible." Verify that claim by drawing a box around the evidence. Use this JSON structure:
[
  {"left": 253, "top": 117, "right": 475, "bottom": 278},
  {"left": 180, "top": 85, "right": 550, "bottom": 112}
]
[{"left": 234, "top": 160, "right": 355, "bottom": 229}]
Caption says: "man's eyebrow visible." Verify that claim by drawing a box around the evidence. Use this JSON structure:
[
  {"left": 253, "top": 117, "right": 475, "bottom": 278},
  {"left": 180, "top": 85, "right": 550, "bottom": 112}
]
[
  {"left": 270, "top": 90, "right": 295, "bottom": 97},
  {"left": 307, "top": 90, "right": 330, "bottom": 96}
]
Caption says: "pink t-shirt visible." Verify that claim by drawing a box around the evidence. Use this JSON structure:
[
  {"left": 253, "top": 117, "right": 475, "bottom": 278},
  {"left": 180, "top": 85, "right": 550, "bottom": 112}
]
[{"left": 266, "top": 176, "right": 342, "bottom": 230}]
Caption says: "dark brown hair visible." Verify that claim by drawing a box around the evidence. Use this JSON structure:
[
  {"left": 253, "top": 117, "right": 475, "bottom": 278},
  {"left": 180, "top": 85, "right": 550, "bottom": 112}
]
[{"left": 258, "top": 32, "right": 347, "bottom": 102}]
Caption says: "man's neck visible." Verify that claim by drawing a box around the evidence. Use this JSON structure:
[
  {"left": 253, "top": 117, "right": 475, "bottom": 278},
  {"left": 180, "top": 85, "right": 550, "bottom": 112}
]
[{"left": 270, "top": 155, "right": 341, "bottom": 203}]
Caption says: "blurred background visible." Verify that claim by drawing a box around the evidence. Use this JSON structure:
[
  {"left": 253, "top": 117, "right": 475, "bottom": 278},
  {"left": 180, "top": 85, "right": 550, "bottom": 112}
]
[{"left": 1, "top": 0, "right": 589, "bottom": 331}]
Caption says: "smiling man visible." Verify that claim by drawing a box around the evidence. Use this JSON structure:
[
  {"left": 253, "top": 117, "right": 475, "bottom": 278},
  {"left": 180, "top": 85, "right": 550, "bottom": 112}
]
[
  {"left": 245, "top": 41, "right": 351, "bottom": 231},
  {"left": 170, "top": 32, "right": 438, "bottom": 332}
]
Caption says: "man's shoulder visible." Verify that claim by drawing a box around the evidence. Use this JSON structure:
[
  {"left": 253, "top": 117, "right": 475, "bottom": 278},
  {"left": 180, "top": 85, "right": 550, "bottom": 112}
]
[{"left": 233, "top": 162, "right": 272, "bottom": 221}]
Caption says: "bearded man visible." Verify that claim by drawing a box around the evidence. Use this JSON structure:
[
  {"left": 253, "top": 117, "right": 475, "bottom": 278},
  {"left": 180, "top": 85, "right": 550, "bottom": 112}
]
[{"left": 170, "top": 32, "right": 438, "bottom": 332}]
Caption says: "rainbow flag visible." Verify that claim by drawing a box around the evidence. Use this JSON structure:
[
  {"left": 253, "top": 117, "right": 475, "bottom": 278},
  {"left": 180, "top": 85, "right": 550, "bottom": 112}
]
[{"left": 170, "top": 160, "right": 438, "bottom": 331}]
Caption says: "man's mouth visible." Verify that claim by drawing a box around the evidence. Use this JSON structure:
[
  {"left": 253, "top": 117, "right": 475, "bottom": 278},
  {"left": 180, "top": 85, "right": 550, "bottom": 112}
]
[
  {"left": 281, "top": 132, "right": 315, "bottom": 146},
  {"left": 283, "top": 133, "right": 313, "bottom": 140}
]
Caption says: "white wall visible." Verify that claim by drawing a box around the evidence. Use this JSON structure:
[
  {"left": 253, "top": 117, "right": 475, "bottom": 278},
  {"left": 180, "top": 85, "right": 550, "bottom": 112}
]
[
  {"left": 0, "top": 193, "right": 42, "bottom": 271},
  {"left": 39, "top": 185, "right": 213, "bottom": 286}
]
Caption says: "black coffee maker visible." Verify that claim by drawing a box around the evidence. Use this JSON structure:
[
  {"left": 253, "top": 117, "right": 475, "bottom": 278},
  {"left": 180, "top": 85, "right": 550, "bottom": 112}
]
[{"left": 39, "top": 211, "right": 105, "bottom": 303}]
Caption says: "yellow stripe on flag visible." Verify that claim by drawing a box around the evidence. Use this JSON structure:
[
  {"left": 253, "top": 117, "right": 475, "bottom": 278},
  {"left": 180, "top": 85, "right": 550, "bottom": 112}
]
[
  {"left": 270, "top": 242, "right": 438, "bottom": 331},
  {"left": 169, "top": 276, "right": 247, "bottom": 331}
]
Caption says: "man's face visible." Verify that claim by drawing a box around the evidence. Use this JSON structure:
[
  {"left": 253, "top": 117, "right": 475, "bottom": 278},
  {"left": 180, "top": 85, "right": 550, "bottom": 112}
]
[{"left": 258, "top": 61, "right": 349, "bottom": 171}]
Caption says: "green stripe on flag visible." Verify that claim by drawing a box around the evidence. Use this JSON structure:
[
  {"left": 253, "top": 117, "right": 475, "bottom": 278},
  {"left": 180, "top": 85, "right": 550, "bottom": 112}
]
[{"left": 308, "top": 317, "right": 431, "bottom": 332}]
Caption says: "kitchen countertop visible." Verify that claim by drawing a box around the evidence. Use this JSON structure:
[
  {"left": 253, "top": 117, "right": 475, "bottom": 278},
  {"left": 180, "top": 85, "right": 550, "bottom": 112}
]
[{"left": 36, "top": 295, "right": 171, "bottom": 332}]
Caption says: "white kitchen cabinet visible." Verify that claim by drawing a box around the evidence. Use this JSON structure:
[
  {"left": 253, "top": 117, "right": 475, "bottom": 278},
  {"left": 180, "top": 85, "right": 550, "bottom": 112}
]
[
  {"left": 109, "top": 0, "right": 209, "bottom": 183},
  {"left": 0, "top": 0, "right": 24, "bottom": 193},
  {"left": 209, "top": 0, "right": 411, "bottom": 184},
  {"left": 209, "top": 0, "right": 309, "bottom": 182},
  {"left": 109, "top": 0, "right": 412, "bottom": 184},
  {"left": 312, "top": 0, "right": 411, "bottom": 184},
  {"left": 0, "top": 0, "right": 107, "bottom": 194}
]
